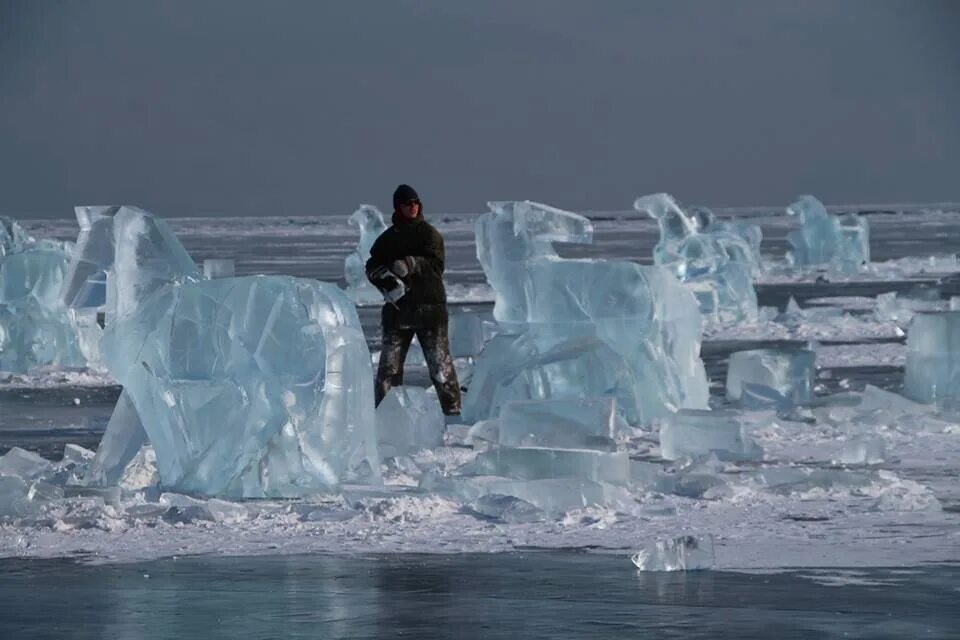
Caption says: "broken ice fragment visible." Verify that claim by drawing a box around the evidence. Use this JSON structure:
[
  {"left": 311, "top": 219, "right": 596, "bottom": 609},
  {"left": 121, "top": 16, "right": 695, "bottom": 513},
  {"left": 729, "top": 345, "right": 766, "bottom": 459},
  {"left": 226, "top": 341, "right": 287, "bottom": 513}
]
[
  {"left": 498, "top": 397, "right": 617, "bottom": 451},
  {"left": 0, "top": 447, "right": 51, "bottom": 480},
  {"left": 376, "top": 386, "right": 444, "bottom": 459},
  {"left": 343, "top": 205, "right": 388, "bottom": 304},
  {"left": 448, "top": 309, "right": 491, "bottom": 358},
  {"left": 118, "top": 445, "right": 159, "bottom": 491},
  {"left": 660, "top": 409, "right": 762, "bottom": 462},
  {"left": 83, "top": 389, "right": 149, "bottom": 487},
  {"left": 467, "top": 447, "right": 630, "bottom": 484},
  {"left": 726, "top": 348, "right": 815, "bottom": 407},
  {"left": 631, "top": 534, "right": 715, "bottom": 571},
  {"left": 903, "top": 311, "right": 960, "bottom": 403},
  {"left": 837, "top": 435, "right": 886, "bottom": 465},
  {"left": 470, "top": 494, "right": 543, "bottom": 523}
]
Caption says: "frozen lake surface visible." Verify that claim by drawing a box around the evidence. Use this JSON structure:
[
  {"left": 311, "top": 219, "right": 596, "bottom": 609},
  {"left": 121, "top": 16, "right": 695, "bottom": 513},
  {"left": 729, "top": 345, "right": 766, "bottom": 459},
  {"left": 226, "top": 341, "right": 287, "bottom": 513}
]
[{"left": 2, "top": 206, "right": 960, "bottom": 636}]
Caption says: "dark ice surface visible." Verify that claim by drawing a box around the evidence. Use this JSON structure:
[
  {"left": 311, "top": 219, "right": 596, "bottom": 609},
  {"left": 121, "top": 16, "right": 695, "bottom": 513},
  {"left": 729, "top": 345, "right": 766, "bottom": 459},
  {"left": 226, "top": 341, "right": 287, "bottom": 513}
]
[{"left": 0, "top": 553, "right": 957, "bottom": 640}]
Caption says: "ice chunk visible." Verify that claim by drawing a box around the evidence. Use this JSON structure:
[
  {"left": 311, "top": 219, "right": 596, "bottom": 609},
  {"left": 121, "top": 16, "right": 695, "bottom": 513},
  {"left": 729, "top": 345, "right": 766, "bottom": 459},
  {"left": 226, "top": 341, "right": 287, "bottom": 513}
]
[
  {"left": 425, "top": 474, "right": 633, "bottom": 515},
  {"left": 0, "top": 216, "right": 33, "bottom": 256},
  {"left": 203, "top": 259, "right": 234, "bottom": 279},
  {"left": 0, "top": 447, "right": 51, "bottom": 480},
  {"left": 903, "top": 311, "right": 960, "bottom": 403},
  {"left": 875, "top": 291, "right": 942, "bottom": 328},
  {"left": 634, "top": 193, "right": 759, "bottom": 321},
  {"left": 498, "top": 397, "right": 617, "bottom": 451},
  {"left": 205, "top": 498, "right": 249, "bottom": 523},
  {"left": 466, "top": 419, "right": 500, "bottom": 448},
  {"left": 118, "top": 445, "right": 159, "bottom": 491},
  {"left": 837, "top": 435, "right": 886, "bottom": 465},
  {"left": 0, "top": 476, "right": 34, "bottom": 518},
  {"left": 61, "top": 206, "right": 120, "bottom": 309},
  {"left": 376, "top": 386, "right": 445, "bottom": 458},
  {"left": 101, "top": 275, "right": 379, "bottom": 497},
  {"left": 660, "top": 409, "right": 762, "bottom": 462},
  {"left": 343, "top": 205, "right": 388, "bottom": 304},
  {"left": 726, "top": 348, "right": 815, "bottom": 407},
  {"left": 62, "top": 444, "right": 95, "bottom": 466},
  {"left": 469, "top": 494, "right": 543, "bottom": 523},
  {"left": 467, "top": 447, "right": 630, "bottom": 484},
  {"left": 83, "top": 389, "right": 149, "bottom": 487},
  {"left": 786, "top": 196, "right": 870, "bottom": 272},
  {"left": 631, "top": 534, "right": 715, "bottom": 571}
]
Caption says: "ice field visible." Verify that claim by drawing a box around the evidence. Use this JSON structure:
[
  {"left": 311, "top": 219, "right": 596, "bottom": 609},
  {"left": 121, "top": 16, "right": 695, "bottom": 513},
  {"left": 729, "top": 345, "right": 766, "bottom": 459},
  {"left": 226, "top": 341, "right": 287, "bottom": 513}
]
[{"left": 1, "top": 202, "right": 960, "bottom": 573}]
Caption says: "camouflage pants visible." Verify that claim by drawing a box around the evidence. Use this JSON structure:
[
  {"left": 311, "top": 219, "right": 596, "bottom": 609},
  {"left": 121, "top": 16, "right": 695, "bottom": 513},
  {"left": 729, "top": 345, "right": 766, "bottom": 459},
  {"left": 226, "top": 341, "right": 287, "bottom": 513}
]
[{"left": 375, "top": 323, "right": 462, "bottom": 415}]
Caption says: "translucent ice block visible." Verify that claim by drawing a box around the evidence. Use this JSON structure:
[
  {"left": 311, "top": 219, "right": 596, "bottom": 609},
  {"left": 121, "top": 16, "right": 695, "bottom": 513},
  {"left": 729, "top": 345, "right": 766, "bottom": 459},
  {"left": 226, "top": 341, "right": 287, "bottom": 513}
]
[
  {"left": 0, "top": 447, "right": 51, "bottom": 480},
  {"left": 203, "top": 259, "right": 235, "bottom": 279},
  {"left": 448, "top": 310, "right": 491, "bottom": 358},
  {"left": 786, "top": 196, "right": 870, "bottom": 271},
  {"left": 660, "top": 409, "right": 762, "bottom": 462},
  {"left": 467, "top": 447, "right": 629, "bottom": 484},
  {"left": 83, "top": 389, "right": 149, "bottom": 487},
  {"left": 376, "top": 386, "right": 445, "bottom": 458},
  {"left": 498, "top": 397, "right": 617, "bottom": 451},
  {"left": 343, "top": 205, "right": 388, "bottom": 303},
  {"left": 726, "top": 348, "right": 815, "bottom": 406},
  {"left": 837, "top": 435, "right": 886, "bottom": 465},
  {"left": 903, "top": 311, "right": 960, "bottom": 403},
  {"left": 631, "top": 535, "right": 715, "bottom": 571}
]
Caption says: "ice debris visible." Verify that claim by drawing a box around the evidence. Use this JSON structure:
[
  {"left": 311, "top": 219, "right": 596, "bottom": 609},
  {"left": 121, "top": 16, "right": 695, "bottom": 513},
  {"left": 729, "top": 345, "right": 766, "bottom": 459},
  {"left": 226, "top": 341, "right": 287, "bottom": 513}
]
[
  {"left": 786, "top": 195, "right": 870, "bottom": 273},
  {"left": 837, "top": 435, "right": 886, "bottom": 465},
  {"left": 466, "top": 201, "right": 708, "bottom": 425},
  {"left": 634, "top": 193, "right": 759, "bottom": 322},
  {"left": 0, "top": 216, "right": 87, "bottom": 372},
  {"left": 343, "top": 204, "right": 388, "bottom": 304},
  {"left": 631, "top": 534, "right": 715, "bottom": 571}
]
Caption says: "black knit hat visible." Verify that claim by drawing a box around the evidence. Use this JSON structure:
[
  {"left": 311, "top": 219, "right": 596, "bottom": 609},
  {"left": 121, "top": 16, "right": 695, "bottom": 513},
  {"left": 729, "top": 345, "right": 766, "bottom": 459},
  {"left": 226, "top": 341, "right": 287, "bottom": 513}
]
[{"left": 392, "top": 184, "right": 420, "bottom": 207}]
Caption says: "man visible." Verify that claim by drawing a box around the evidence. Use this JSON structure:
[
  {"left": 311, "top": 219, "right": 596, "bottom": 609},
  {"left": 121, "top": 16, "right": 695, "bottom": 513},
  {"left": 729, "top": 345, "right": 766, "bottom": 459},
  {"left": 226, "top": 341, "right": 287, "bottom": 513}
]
[{"left": 365, "top": 184, "right": 461, "bottom": 416}]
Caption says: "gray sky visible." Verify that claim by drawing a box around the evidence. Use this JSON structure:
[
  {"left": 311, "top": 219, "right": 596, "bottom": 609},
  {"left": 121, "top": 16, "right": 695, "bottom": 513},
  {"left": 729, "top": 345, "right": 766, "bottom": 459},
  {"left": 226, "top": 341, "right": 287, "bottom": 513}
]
[{"left": 1, "top": 0, "right": 958, "bottom": 218}]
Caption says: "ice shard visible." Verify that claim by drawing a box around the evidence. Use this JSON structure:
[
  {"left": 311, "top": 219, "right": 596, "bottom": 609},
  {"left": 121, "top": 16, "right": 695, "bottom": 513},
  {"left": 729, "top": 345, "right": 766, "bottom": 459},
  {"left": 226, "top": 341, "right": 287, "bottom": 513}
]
[
  {"left": 631, "top": 535, "right": 715, "bottom": 571},
  {"left": 903, "top": 311, "right": 960, "bottom": 403},
  {"left": 726, "top": 348, "right": 815, "bottom": 407},
  {"left": 466, "top": 201, "right": 708, "bottom": 426},
  {"left": 634, "top": 193, "right": 758, "bottom": 322},
  {"left": 659, "top": 409, "right": 762, "bottom": 462},
  {"left": 786, "top": 196, "right": 870, "bottom": 273},
  {"left": 0, "top": 217, "right": 86, "bottom": 372},
  {"left": 376, "top": 386, "right": 445, "bottom": 458},
  {"left": 82, "top": 389, "right": 149, "bottom": 487},
  {"left": 343, "top": 204, "right": 388, "bottom": 304}
]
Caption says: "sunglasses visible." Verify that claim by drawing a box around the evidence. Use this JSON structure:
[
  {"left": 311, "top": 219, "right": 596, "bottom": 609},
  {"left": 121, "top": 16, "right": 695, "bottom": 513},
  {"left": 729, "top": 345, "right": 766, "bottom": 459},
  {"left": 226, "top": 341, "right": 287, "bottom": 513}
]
[{"left": 402, "top": 199, "right": 421, "bottom": 206}]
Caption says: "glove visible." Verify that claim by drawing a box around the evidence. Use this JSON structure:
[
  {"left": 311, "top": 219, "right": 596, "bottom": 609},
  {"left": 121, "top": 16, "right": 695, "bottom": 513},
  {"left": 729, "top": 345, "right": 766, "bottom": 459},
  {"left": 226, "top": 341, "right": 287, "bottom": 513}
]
[{"left": 391, "top": 257, "right": 416, "bottom": 278}]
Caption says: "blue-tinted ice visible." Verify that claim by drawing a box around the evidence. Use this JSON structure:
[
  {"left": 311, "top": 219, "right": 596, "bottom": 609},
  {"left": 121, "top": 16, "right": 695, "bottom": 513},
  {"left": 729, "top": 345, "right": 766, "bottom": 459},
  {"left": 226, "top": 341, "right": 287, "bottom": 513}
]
[
  {"left": 634, "top": 193, "right": 758, "bottom": 321},
  {"left": 659, "top": 409, "right": 762, "bottom": 462},
  {"left": 786, "top": 195, "right": 870, "bottom": 273},
  {"left": 726, "top": 348, "right": 815, "bottom": 408},
  {"left": 904, "top": 311, "right": 960, "bottom": 403},
  {"left": 343, "top": 205, "right": 388, "bottom": 304},
  {"left": 376, "top": 386, "right": 444, "bottom": 458}
]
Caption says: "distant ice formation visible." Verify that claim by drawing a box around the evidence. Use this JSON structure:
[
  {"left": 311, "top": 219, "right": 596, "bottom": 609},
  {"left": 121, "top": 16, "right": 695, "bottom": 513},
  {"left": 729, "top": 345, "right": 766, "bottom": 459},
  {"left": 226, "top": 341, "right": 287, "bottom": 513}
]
[
  {"left": 634, "top": 193, "right": 759, "bottom": 322},
  {"left": 786, "top": 195, "right": 870, "bottom": 273},
  {"left": 903, "top": 311, "right": 960, "bottom": 404},
  {"left": 0, "top": 216, "right": 86, "bottom": 372}
]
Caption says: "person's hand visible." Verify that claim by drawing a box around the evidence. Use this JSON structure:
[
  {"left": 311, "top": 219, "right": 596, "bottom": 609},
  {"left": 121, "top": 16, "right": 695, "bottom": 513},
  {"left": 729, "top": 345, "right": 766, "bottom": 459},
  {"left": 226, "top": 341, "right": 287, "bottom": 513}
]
[{"left": 392, "top": 257, "right": 415, "bottom": 278}]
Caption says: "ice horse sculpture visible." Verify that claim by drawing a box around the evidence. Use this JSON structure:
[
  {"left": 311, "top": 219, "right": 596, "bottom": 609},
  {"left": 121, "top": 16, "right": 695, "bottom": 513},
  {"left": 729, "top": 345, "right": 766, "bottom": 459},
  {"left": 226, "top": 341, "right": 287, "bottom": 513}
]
[
  {"left": 634, "top": 194, "right": 759, "bottom": 322},
  {"left": 786, "top": 195, "right": 870, "bottom": 273},
  {"left": 62, "top": 206, "right": 379, "bottom": 497},
  {"left": 343, "top": 204, "right": 388, "bottom": 304},
  {"left": 464, "top": 201, "right": 709, "bottom": 426},
  {"left": 0, "top": 216, "right": 86, "bottom": 371}
]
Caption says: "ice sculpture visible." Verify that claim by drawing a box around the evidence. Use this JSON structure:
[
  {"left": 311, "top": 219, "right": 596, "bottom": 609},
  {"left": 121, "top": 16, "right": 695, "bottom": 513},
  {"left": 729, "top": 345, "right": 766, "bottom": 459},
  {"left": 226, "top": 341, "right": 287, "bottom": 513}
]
[
  {"left": 904, "top": 311, "right": 960, "bottom": 403},
  {"left": 786, "top": 196, "right": 870, "bottom": 273},
  {"left": 66, "top": 206, "right": 380, "bottom": 497},
  {"left": 0, "top": 216, "right": 86, "bottom": 372},
  {"left": 466, "top": 201, "right": 708, "bottom": 426},
  {"left": 634, "top": 194, "right": 758, "bottom": 322},
  {"left": 343, "top": 204, "right": 388, "bottom": 304},
  {"left": 659, "top": 409, "right": 762, "bottom": 461},
  {"left": 726, "top": 348, "right": 815, "bottom": 408},
  {"left": 376, "top": 386, "right": 445, "bottom": 458},
  {"left": 631, "top": 535, "right": 715, "bottom": 571}
]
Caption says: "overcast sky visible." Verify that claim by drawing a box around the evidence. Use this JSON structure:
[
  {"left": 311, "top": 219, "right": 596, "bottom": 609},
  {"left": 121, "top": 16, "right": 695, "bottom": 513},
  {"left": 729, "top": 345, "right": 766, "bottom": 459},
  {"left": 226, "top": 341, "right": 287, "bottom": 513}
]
[{"left": 1, "top": 0, "right": 958, "bottom": 218}]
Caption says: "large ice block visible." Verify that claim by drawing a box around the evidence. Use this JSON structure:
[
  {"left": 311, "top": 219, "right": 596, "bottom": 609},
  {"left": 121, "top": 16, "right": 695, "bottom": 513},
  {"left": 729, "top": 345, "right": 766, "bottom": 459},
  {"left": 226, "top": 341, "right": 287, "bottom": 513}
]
[
  {"left": 467, "top": 447, "right": 630, "bottom": 485},
  {"left": 82, "top": 389, "right": 149, "bottom": 487},
  {"left": 659, "top": 409, "right": 762, "bottom": 462},
  {"left": 726, "top": 348, "right": 815, "bottom": 407},
  {"left": 0, "top": 221, "right": 86, "bottom": 372},
  {"left": 0, "top": 447, "right": 51, "bottom": 480},
  {"left": 448, "top": 309, "right": 492, "bottom": 358},
  {"left": 786, "top": 196, "right": 870, "bottom": 272},
  {"left": 631, "top": 535, "right": 715, "bottom": 571},
  {"left": 61, "top": 206, "right": 120, "bottom": 309},
  {"left": 903, "top": 311, "right": 960, "bottom": 403},
  {"left": 101, "top": 275, "right": 379, "bottom": 497},
  {"left": 376, "top": 386, "right": 445, "bottom": 458},
  {"left": 424, "top": 474, "right": 634, "bottom": 515},
  {"left": 498, "top": 397, "right": 617, "bottom": 451},
  {"left": 634, "top": 193, "right": 759, "bottom": 322},
  {"left": 343, "top": 205, "right": 388, "bottom": 304}
]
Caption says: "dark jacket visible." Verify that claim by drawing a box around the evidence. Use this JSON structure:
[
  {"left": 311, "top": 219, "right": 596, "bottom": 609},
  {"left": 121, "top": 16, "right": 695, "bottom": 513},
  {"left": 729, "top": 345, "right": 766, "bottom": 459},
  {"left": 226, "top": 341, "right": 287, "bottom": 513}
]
[{"left": 366, "top": 212, "right": 448, "bottom": 329}]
